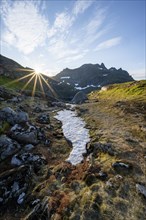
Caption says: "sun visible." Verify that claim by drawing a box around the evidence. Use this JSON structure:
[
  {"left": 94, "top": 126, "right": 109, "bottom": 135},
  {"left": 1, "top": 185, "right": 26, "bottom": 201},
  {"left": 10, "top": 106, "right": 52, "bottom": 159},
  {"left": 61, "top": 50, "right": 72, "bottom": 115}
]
[
  {"left": 4, "top": 66, "right": 57, "bottom": 98},
  {"left": 34, "top": 67, "right": 42, "bottom": 75}
]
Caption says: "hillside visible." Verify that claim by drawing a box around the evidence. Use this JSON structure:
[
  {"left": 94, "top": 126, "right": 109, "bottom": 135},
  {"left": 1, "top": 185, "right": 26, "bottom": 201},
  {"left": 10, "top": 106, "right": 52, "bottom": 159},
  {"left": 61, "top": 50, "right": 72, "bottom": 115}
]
[
  {"left": 0, "top": 55, "right": 76, "bottom": 100},
  {"left": 53, "top": 63, "right": 134, "bottom": 93}
]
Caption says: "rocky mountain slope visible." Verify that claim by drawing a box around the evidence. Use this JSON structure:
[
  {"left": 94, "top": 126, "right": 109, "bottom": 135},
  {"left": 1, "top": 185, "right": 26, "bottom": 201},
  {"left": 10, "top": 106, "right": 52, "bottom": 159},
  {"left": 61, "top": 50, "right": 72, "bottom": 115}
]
[
  {"left": 53, "top": 63, "right": 134, "bottom": 93},
  {"left": 0, "top": 55, "right": 76, "bottom": 100},
  {"left": 0, "top": 80, "right": 146, "bottom": 219},
  {"left": 1, "top": 55, "right": 134, "bottom": 99}
]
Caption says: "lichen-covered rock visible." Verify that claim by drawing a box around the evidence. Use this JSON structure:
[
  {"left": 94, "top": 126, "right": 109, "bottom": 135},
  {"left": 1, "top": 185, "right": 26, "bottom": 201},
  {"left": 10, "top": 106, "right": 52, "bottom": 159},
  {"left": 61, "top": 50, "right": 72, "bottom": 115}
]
[
  {"left": 10, "top": 124, "right": 38, "bottom": 145},
  {"left": 11, "top": 153, "right": 46, "bottom": 166}
]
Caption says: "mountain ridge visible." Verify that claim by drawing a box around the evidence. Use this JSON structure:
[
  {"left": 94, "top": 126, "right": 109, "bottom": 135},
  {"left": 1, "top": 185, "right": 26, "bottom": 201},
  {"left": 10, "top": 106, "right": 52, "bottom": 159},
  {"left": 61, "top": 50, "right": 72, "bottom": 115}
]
[
  {"left": 53, "top": 62, "right": 134, "bottom": 93},
  {"left": 0, "top": 54, "right": 134, "bottom": 99}
]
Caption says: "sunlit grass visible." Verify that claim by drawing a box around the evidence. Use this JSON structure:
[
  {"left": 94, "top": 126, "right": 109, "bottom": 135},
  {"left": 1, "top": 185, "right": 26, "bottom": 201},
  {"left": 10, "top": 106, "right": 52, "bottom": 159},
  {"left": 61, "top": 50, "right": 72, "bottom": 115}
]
[{"left": 89, "top": 80, "right": 146, "bottom": 102}]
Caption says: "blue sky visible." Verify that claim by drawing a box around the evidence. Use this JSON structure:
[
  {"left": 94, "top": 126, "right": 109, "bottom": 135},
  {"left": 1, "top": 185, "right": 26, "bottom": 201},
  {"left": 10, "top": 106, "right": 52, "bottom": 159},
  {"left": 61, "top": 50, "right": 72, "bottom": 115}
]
[{"left": 0, "top": 0, "right": 145, "bottom": 80}]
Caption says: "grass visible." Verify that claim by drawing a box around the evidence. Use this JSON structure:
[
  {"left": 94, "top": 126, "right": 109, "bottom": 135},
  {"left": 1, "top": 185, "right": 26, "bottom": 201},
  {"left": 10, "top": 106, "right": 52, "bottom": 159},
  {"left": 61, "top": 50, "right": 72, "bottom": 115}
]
[
  {"left": 89, "top": 80, "right": 146, "bottom": 102},
  {"left": 0, "top": 75, "right": 40, "bottom": 92}
]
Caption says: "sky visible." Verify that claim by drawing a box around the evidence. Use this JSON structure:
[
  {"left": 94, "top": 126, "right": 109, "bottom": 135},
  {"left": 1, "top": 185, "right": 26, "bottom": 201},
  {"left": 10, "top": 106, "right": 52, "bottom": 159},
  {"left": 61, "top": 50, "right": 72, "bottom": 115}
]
[{"left": 0, "top": 0, "right": 145, "bottom": 80}]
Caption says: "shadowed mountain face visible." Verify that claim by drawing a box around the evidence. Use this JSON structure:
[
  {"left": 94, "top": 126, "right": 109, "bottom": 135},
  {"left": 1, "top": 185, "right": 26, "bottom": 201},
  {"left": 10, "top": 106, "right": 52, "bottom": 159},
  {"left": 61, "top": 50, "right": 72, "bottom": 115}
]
[{"left": 53, "top": 63, "right": 134, "bottom": 93}]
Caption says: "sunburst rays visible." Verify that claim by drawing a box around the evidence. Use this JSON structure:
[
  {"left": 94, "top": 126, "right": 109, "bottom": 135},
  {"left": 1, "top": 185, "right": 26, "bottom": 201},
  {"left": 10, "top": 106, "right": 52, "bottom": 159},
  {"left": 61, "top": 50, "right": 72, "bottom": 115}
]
[{"left": 4, "top": 68, "right": 57, "bottom": 98}]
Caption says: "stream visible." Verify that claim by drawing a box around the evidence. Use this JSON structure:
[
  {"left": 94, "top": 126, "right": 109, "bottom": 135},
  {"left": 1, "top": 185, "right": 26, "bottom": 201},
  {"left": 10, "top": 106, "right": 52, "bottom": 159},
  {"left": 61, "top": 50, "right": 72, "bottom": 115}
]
[{"left": 54, "top": 109, "right": 90, "bottom": 165}]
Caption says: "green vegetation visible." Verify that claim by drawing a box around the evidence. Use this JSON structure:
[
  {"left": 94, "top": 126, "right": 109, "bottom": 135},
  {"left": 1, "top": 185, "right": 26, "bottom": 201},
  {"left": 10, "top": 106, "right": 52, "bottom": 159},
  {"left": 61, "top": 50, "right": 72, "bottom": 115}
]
[
  {"left": 0, "top": 75, "right": 41, "bottom": 92},
  {"left": 0, "top": 75, "right": 26, "bottom": 90},
  {"left": 0, "top": 121, "right": 10, "bottom": 135},
  {"left": 89, "top": 80, "right": 146, "bottom": 102}
]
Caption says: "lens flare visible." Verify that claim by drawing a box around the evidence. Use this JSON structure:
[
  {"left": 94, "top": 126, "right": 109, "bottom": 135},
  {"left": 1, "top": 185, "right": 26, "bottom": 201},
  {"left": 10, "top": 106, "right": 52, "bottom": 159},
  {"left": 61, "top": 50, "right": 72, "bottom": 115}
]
[{"left": 3, "top": 67, "right": 57, "bottom": 98}]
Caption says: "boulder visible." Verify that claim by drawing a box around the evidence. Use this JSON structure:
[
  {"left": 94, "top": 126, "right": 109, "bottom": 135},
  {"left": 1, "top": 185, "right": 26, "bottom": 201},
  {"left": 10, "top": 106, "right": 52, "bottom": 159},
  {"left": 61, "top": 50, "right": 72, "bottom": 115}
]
[
  {"left": 11, "top": 153, "right": 46, "bottom": 166},
  {"left": 0, "top": 135, "right": 20, "bottom": 160},
  {"left": 16, "top": 111, "right": 29, "bottom": 124},
  {"left": 10, "top": 124, "right": 38, "bottom": 145},
  {"left": 71, "top": 91, "right": 87, "bottom": 104},
  {"left": 0, "top": 107, "right": 29, "bottom": 125},
  {"left": 0, "top": 107, "right": 17, "bottom": 125}
]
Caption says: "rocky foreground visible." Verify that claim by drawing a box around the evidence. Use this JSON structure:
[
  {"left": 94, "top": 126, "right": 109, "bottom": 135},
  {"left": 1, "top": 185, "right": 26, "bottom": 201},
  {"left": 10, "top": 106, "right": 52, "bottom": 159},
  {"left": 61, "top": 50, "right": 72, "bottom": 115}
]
[{"left": 0, "top": 86, "right": 146, "bottom": 220}]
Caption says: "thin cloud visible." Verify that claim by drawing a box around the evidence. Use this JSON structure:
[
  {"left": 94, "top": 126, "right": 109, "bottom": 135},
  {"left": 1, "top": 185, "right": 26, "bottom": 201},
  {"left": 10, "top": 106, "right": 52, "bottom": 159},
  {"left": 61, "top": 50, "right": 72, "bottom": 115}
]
[
  {"left": 95, "top": 37, "right": 122, "bottom": 51},
  {"left": 1, "top": 1, "right": 49, "bottom": 54},
  {"left": 73, "top": 0, "right": 94, "bottom": 15}
]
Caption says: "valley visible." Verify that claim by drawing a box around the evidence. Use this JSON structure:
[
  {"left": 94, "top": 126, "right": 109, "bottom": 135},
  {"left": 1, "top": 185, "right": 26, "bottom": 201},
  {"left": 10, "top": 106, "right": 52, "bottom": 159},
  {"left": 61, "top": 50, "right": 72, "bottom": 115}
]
[{"left": 0, "top": 79, "right": 146, "bottom": 220}]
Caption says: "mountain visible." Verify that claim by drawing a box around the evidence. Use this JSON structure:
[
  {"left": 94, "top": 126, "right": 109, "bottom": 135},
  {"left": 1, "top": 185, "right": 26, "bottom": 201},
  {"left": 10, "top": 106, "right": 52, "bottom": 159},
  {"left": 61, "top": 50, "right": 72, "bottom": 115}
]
[
  {"left": 0, "top": 55, "right": 76, "bottom": 100},
  {"left": 53, "top": 63, "right": 134, "bottom": 93},
  {"left": 0, "top": 55, "right": 134, "bottom": 100}
]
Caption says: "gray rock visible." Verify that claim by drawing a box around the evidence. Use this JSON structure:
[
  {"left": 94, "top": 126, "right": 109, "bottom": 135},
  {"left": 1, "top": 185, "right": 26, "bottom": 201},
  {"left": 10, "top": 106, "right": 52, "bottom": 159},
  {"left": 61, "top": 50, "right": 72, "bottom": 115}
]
[
  {"left": 10, "top": 124, "right": 38, "bottom": 145},
  {"left": 24, "top": 144, "right": 34, "bottom": 151},
  {"left": 136, "top": 184, "right": 146, "bottom": 198},
  {"left": 11, "top": 153, "right": 46, "bottom": 166},
  {"left": 17, "top": 192, "right": 25, "bottom": 204},
  {"left": 0, "top": 107, "right": 17, "bottom": 125},
  {"left": 71, "top": 91, "right": 87, "bottom": 104},
  {"left": 52, "top": 101, "right": 66, "bottom": 108},
  {"left": 36, "top": 113, "right": 50, "bottom": 124},
  {"left": 0, "top": 107, "right": 29, "bottom": 125},
  {"left": 0, "top": 135, "right": 20, "bottom": 160},
  {"left": 112, "top": 161, "right": 132, "bottom": 174},
  {"left": 16, "top": 111, "right": 29, "bottom": 124},
  {"left": 34, "top": 106, "right": 42, "bottom": 113}
]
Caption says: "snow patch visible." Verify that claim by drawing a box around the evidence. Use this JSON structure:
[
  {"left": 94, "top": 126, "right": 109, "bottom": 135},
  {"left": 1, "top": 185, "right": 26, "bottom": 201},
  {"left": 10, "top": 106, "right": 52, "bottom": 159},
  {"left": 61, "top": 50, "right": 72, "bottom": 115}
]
[
  {"left": 61, "top": 76, "right": 70, "bottom": 79},
  {"left": 54, "top": 110, "right": 90, "bottom": 165},
  {"left": 103, "top": 74, "right": 108, "bottom": 76},
  {"left": 75, "top": 85, "right": 97, "bottom": 90}
]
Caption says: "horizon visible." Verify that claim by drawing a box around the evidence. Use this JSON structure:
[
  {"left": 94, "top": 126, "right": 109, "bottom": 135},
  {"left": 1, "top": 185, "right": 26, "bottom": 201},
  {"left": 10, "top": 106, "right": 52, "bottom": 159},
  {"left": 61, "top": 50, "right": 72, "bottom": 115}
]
[{"left": 0, "top": 0, "right": 145, "bottom": 80}]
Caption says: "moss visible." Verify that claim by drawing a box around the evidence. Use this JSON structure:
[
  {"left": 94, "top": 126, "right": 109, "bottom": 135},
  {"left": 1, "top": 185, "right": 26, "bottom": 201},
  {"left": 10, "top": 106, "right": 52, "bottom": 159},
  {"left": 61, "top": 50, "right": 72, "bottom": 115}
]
[{"left": 0, "top": 121, "right": 10, "bottom": 134}]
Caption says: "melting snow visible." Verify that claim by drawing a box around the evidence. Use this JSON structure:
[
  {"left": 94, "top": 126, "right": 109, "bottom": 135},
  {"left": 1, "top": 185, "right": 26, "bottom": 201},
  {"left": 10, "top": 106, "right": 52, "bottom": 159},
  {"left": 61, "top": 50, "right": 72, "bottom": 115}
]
[
  {"left": 75, "top": 85, "right": 97, "bottom": 90},
  {"left": 54, "top": 110, "right": 90, "bottom": 165},
  {"left": 61, "top": 76, "right": 70, "bottom": 79}
]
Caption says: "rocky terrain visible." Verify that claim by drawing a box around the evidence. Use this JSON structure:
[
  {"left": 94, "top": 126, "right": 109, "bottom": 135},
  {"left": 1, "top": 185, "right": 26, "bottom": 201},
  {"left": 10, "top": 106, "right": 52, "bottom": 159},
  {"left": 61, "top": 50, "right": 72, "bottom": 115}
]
[{"left": 0, "top": 80, "right": 146, "bottom": 220}]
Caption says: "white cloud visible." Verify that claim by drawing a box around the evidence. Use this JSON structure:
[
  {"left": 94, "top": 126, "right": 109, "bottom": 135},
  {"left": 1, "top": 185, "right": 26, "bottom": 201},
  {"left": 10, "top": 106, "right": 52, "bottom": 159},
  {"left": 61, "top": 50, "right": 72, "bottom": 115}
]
[
  {"left": 1, "top": 1, "right": 49, "bottom": 54},
  {"left": 73, "top": 0, "right": 93, "bottom": 15},
  {"left": 95, "top": 37, "right": 122, "bottom": 51},
  {"left": 48, "top": 12, "right": 73, "bottom": 38}
]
